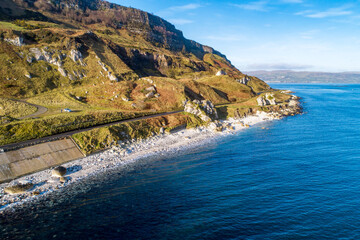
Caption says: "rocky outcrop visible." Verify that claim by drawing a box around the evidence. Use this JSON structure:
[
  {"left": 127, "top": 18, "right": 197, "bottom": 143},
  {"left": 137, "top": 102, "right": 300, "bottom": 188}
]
[
  {"left": 97, "top": 58, "right": 118, "bottom": 81},
  {"left": 184, "top": 99, "right": 218, "bottom": 122},
  {"left": 70, "top": 49, "right": 85, "bottom": 66},
  {"left": 4, "top": 36, "right": 24, "bottom": 47},
  {"left": 24, "top": 73, "right": 31, "bottom": 79},
  {"left": 216, "top": 70, "right": 227, "bottom": 76},
  {"left": 237, "top": 75, "right": 251, "bottom": 85},
  {"left": 234, "top": 108, "right": 254, "bottom": 119},
  {"left": 263, "top": 94, "right": 302, "bottom": 117},
  {"left": 257, "top": 93, "right": 276, "bottom": 106},
  {"left": 28, "top": 47, "right": 71, "bottom": 77},
  {"left": 144, "top": 86, "right": 159, "bottom": 98},
  {"left": 58, "top": 67, "right": 67, "bottom": 77},
  {"left": 70, "top": 49, "right": 82, "bottom": 62}
]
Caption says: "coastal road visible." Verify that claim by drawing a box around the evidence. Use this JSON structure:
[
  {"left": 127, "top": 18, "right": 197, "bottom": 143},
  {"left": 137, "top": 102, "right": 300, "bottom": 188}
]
[
  {"left": 11, "top": 99, "right": 48, "bottom": 120},
  {"left": 0, "top": 110, "right": 182, "bottom": 151}
]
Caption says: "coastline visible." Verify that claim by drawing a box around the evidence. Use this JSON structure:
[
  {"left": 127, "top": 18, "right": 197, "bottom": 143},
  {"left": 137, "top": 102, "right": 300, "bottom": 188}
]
[{"left": 0, "top": 103, "right": 301, "bottom": 213}]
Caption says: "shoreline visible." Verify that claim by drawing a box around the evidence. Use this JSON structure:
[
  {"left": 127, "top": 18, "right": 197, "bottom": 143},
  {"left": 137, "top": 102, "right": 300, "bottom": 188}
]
[{"left": 0, "top": 108, "right": 299, "bottom": 214}]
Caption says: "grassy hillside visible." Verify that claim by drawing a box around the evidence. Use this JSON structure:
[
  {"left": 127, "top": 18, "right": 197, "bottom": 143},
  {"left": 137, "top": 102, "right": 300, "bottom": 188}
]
[{"left": 0, "top": 0, "right": 275, "bottom": 145}]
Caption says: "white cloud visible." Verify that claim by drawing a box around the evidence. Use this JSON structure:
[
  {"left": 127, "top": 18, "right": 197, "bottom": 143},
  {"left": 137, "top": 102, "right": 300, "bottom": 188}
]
[
  {"left": 297, "top": 6, "right": 353, "bottom": 18},
  {"left": 232, "top": 1, "right": 270, "bottom": 12},
  {"left": 169, "top": 19, "right": 194, "bottom": 25},
  {"left": 168, "top": 4, "right": 202, "bottom": 11}
]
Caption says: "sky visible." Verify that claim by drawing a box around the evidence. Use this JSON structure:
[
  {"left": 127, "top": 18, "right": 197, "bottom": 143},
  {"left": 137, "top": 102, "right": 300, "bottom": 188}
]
[{"left": 112, "top": 0, "right": 360, "bottom": 72}]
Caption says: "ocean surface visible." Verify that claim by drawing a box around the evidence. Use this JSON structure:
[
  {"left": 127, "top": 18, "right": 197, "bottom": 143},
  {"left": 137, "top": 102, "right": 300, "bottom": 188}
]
[{"left": 2, "top": 84, "right": 360, "bottom": 240}]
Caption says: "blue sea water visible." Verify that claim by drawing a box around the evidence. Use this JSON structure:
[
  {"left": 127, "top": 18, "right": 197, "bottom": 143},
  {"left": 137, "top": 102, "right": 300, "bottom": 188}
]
[{"left": 1, "top": 84, "right": 360, "bottom": 239}]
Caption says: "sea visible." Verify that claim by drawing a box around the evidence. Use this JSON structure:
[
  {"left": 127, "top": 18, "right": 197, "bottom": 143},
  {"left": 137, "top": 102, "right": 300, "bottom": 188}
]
[{"left": 1, "top": 84, "right": 360, "bottom": 240}]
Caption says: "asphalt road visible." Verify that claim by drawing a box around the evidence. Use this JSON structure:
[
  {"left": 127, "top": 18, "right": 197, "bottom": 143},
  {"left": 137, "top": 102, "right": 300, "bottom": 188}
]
[
  {"left": 10, "top": 99, "right": 48, "bottom": 120},
  {"left": 0, "top": 110, "right": 182, "bottom": 151}
]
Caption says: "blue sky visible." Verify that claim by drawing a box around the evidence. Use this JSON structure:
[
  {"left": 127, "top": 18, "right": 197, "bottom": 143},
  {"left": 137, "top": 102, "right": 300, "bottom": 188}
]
[{"left": 112, "top": 0, "right": 360, "bottom": 72}]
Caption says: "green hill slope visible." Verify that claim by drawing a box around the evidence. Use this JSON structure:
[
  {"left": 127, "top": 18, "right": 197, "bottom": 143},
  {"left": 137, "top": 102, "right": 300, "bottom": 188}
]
[{"left": 0, "top": 0, "right": 275, "bottom": 145}]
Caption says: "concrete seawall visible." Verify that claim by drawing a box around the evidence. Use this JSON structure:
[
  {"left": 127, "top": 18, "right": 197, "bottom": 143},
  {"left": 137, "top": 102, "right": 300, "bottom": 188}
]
[{"left": 0, "top": 138, "right": 85, "bottom": 183}]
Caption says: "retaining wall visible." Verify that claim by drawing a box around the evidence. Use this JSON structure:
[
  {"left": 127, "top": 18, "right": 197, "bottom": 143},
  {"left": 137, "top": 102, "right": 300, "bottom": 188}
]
[{"left": 0, "top": 138, "right": 84, "bottom": 183}]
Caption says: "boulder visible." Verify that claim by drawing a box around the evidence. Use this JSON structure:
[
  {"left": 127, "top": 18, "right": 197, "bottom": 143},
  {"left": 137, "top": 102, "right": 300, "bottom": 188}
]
[
  {"left": 51, "top": 166, "right": 67, "bottom": 177},
  {"left": 108, "top": 72, "right": 118, "bottom": 81},
  {"left": 146, "top": 91, "right": 155, "bottom": 98},
  {"left": 146, "top": 86, "right": 156, "bottom": 92},
  {"left": 29, "top": 48, "right": 45, "bottom": 61},
  {"left": 26, "top": 56, "right": 34, "bottom": 63},
  {"left": 4, "top": 183, "right": 34, "bottom": 195},
  {"left": 59, "top": 177, "right": 67, "bottom": 183},
  {"left": 216, "top": 70, "right": 227, "bottom": 76},
  {"left": 122, "top": 96, "right": 130, "bottom": 102}
]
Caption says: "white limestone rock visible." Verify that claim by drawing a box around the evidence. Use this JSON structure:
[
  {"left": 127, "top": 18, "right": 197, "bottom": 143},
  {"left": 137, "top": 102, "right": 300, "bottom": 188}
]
[
  {"left": 146, "top": 86, "right": 156, "bottom": 92},
  {"left": 257, "top": 93, "right": 277, "bottom": 106},
  {"left": 122, "top": 96, "right": 130, "bottom": 102},
  {"left": 184, "top": 99, "right": 218, "bottom": 122},
  {"left": 237, "top": 75, "right": 251, "bottom": 85},
  {"left": 70, "top": 49, "right": 83, "bottom": 62},
  {"left": 108, "top": 72, "right": 118, "bottom": 81},
  {"left": 146, "top": 91, "right": 155, "bottom": 98},
  {"left": 5, "top": 36, "right": 24, "bottom": 47},
  {"left": 29, "top": 48, "right": 45, "bottom": 61},
  {"left": 216, "top": 70, "right": 227, "bottom": 76},
  {"left": 58, "top": 67, "right": 67, "bottom": 77}
]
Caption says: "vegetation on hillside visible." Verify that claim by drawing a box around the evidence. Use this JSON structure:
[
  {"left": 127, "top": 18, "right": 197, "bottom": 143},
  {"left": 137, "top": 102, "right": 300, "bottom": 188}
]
[
  {"left": 0, "top": 0, "right": 277, "bottom": 147},
  {"left": 72, "top": 112, "right": 203, "bottom": 154}
]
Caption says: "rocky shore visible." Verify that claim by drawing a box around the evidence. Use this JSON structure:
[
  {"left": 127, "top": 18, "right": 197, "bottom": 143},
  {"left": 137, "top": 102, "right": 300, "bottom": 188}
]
[{"left": 0, "top": 96, "right": 301, "bottom": 213}]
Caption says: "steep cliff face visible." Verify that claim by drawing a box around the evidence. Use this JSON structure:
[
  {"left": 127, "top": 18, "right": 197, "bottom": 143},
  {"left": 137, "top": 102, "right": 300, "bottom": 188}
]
[{"left": 6, "top": 0, "right": 227, "bottom": 59}]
